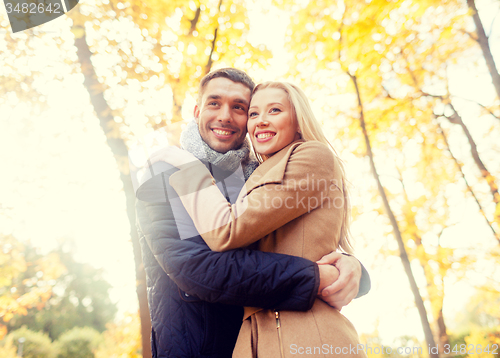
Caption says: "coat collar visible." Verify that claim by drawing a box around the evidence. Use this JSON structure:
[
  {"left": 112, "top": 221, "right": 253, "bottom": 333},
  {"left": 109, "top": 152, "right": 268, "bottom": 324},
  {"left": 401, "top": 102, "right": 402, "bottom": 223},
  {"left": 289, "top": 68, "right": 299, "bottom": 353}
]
[{"left": 244, "top": 140, "right": 305, "bottom": 194}]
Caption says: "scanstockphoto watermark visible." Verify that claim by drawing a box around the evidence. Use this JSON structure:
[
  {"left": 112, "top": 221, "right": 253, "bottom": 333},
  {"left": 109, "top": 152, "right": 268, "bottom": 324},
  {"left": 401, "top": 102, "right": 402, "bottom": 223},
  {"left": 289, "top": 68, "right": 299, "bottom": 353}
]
[
  {"left": 250, "top": 191, "right": 345, "bottom": 212},
  {"left": 3, "top": 0, "right": 79, "bottom": 33},
  {"left": 262, "top": 174, "right": 343, "bottom": 194},
  {"left": 248, "top": 174, "right": 345, "bottom": 212},
  {"left": 290, "top": 343, "right": 423, "bottom": 355}
]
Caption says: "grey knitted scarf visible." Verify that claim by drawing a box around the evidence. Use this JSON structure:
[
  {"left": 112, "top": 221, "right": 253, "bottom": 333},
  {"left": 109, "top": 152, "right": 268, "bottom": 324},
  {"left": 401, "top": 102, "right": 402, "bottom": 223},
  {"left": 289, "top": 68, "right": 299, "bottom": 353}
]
[{"left": 180, "top": 120, "right": 259, "bottom": 180}]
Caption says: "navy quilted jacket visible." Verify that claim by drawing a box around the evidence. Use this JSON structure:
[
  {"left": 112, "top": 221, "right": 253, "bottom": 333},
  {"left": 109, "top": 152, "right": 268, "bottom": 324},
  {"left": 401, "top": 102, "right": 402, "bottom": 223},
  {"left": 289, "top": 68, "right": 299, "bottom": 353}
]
[{"left": 135, "top": 162, "right": 321, "bottom": 358}]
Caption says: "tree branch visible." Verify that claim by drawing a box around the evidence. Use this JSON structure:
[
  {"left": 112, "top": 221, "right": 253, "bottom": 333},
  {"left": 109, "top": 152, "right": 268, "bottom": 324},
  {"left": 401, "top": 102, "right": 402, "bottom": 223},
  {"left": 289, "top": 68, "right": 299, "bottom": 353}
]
[
  {"left": 189, "top": 6, "right": 202, "bottom": 36},
  {"left": 467, "top": 0, "right": 500, "bottom": 103},
  {"left": 459, "top": 29, "right": 478, "bottom": 42},
  {"left": 448, "top": 95, "right": 500, "bottom": 120},
  {"left": 487, "top": 8, "right": 500, "bottom": 39},
  {"left": 204, "top": 0, "right": 223, "bottom": 75},
  {"left": 436, "top": 119, "right": 500, "bottom": 245}
]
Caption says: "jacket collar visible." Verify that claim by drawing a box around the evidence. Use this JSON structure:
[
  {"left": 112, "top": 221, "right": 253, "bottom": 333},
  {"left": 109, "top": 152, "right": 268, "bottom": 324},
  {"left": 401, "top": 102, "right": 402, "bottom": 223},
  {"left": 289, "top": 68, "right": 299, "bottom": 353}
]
[{"left": 244, "top": 140, "right": 305, "bottom": 194}]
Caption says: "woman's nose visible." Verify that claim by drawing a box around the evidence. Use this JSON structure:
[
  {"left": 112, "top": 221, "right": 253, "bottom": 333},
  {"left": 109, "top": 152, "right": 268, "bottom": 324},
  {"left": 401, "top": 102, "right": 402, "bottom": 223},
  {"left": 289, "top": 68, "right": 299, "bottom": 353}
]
[{"left": 256, "top": 116, "right": 269, "bottom": 127}]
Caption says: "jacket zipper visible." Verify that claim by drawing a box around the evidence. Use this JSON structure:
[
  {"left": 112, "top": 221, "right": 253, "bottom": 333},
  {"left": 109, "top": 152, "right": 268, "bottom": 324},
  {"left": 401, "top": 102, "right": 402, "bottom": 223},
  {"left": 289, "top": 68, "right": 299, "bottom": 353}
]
[{"left": 275, "top": 310, "right": 285, "bottom": 358}]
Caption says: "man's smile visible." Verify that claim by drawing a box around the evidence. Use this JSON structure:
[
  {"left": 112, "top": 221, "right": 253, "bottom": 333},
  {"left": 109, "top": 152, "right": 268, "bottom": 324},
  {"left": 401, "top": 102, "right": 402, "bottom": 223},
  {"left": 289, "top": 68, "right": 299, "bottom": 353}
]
[{"left": 211, "top": 127, "right": 237, "bottom": 138}]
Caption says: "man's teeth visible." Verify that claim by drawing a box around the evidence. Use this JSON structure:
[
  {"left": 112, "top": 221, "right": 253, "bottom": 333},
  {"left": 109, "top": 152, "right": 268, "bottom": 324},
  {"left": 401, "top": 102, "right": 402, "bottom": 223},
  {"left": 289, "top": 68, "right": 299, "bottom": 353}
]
[
  {"left": 257, "top": 132, "right": 275, "bottom": 139},
  {"left": 213, "top": 129, "right": 232, "bottom": 136}
]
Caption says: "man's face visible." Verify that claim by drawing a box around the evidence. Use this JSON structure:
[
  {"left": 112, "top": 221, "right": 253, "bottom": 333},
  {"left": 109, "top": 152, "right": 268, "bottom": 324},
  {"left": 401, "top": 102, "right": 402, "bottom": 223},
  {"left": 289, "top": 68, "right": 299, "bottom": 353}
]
[{"left": 194, "top": 77, "right": 251, "bottom": 153}]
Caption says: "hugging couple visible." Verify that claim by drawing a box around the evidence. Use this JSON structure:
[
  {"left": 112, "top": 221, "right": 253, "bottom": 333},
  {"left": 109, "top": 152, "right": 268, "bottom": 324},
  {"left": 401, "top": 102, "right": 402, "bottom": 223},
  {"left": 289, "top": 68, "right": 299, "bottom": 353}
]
[{"left": 135, "top": 68, "right": 370, "bottom": 358}]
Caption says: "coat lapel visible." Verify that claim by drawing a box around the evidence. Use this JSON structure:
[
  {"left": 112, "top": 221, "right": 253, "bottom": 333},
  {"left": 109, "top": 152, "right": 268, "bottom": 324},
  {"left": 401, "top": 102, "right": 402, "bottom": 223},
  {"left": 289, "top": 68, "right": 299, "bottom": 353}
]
[{"left": 244, "top": 140, "right": 305, "bottom": 195}]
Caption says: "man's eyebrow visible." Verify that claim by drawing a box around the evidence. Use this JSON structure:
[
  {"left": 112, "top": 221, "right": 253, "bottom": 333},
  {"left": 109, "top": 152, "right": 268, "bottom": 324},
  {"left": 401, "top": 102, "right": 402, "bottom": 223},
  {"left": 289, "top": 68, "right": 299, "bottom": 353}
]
[
  {"left": 234, "top": 98, "right": 249, "bottom": 106},
  {"left": 206, "top": 95, "right": 221, "bottom": 101}
]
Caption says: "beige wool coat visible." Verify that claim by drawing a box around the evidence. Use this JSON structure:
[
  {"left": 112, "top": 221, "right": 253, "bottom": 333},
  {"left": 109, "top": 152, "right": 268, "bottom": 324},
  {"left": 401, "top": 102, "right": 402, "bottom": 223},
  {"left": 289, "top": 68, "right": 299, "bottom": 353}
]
[{"left": 170, "top": 140, "right": 366, "bottom": 358}]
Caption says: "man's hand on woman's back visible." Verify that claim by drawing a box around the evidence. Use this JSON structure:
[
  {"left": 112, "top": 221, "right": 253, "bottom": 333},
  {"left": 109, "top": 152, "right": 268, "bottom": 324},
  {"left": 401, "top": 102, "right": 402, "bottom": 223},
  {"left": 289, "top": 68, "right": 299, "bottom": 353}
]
[{"left": 316, "top": 252, "right": 362, "bottom": 310}]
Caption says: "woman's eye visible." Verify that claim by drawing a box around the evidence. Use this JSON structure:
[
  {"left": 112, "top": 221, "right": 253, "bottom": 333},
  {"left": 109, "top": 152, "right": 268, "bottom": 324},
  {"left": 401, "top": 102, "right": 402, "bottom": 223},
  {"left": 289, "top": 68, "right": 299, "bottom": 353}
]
[
  {"left": 270, "top": 108, "right": 281, "bottom": 113},
  {"left": 249, "top": 112, "right": 258, "bottom": 118}
]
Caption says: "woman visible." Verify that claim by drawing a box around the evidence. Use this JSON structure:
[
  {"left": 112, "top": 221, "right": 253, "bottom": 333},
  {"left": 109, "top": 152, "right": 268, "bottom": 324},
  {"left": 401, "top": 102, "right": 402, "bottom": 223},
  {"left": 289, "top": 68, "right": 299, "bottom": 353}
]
[{"left": 164, "top": 82, "right": 365, "bottom": 358}]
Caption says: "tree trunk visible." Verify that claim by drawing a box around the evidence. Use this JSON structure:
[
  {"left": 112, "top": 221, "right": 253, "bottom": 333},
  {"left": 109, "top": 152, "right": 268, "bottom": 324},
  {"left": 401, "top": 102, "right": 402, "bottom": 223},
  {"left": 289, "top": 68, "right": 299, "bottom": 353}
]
[
  {"left": 467, "top": 0, "right": 500, "bottom": 102},
  {"left": 73, "top": 25, "right": 152, "bottom": 358},
  {"left": 350, "top": 74, "right": 439, "bottom": 357},
  {"left": 436, "top": 120, "right": 500, "bottom": 243},
  {"left": 446, "top": 103, "right": 500, "bottom": 235},
  {"left": 413, "top": 235, "right": 450, "bottom": 353},
  {"left": 400, "top": 179, "right": 451, "bottom": 351},
  {"left": 436, "top": 307, "right": 450, "bottom": 351},
  {"left": 204, "top": 0, "right": 223, "bottom": 76},
  {"left": 162, "top": 96, "right": 183, "bottom": 147}
]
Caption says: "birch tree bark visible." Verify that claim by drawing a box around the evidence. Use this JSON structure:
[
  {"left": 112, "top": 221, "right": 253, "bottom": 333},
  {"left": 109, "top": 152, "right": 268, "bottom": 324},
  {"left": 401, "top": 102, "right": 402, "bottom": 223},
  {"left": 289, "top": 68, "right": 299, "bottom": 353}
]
[
  {"left": 350, "top": 74, "right": 439, "bottom": 358},
  {"left": 467, "top": 0, "right": 500, "bottom": 103},
  {"left": 73, "top": 25, "right": 152, "bottom": 358}
]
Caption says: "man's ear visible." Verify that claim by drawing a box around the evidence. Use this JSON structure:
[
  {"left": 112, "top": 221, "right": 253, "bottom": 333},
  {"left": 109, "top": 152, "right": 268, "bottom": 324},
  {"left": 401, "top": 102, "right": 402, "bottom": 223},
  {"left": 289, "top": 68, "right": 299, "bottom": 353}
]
[{"left": 193, "top": 105, "right": 200, "bottom": 123}]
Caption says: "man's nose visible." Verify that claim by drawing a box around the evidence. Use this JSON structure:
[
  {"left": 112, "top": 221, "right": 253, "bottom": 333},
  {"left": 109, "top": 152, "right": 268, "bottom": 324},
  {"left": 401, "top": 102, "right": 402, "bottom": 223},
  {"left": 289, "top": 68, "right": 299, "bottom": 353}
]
[{"left": 216, "top": 104, "right": 232, "bottom": 122}]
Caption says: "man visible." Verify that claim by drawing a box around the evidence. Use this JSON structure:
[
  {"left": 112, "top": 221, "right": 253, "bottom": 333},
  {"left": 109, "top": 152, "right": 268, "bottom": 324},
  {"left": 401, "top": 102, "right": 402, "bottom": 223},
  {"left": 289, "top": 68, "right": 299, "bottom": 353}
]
[{"left": 135, "top": 68, "right": 370, "bottom": 358}]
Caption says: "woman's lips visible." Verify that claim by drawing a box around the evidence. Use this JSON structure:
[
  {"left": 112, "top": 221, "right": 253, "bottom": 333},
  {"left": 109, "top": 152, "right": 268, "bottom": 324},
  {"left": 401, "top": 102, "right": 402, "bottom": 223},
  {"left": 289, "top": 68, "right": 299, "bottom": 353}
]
[{"left": 255, "top": 131, "right": 276, "bottom": 143}]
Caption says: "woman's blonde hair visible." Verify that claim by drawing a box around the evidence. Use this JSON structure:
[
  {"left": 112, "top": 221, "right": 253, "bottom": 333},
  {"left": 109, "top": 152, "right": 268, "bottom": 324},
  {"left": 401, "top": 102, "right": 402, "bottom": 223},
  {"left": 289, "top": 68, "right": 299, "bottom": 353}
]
[{"left": 252, "top": 81, "right": 353, "bottom": 254}]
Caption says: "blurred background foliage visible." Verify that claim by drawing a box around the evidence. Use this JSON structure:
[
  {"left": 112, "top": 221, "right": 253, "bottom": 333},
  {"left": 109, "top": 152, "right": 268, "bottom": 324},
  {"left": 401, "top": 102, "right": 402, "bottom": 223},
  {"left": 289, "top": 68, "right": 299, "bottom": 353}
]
[
  {"left": 4, "top": 242, "right": 117, "bottom": 340},
  {"left": 1, "top": 0, "right": 500, "bottom": 357}
]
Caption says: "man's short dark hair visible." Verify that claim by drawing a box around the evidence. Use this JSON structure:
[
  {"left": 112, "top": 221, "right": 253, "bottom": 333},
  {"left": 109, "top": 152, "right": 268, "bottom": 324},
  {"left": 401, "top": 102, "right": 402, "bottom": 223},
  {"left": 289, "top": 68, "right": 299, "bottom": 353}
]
[{"left": 197, "top": 68, "right": 255, "bottom": 104}]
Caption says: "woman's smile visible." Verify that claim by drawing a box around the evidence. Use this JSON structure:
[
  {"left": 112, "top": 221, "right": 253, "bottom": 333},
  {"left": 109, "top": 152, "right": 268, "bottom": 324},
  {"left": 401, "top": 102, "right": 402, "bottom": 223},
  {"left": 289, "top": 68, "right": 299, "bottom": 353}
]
[{"left": 254, "top": 131, "right": 276, "bottom": 142}]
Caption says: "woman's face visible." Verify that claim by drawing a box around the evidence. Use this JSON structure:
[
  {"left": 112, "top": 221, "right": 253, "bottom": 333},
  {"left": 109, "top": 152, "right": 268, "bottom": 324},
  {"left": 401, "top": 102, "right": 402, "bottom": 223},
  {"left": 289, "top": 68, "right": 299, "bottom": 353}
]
[{"left": 247, "top": 87, "right": 300, "bottom": 157}]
